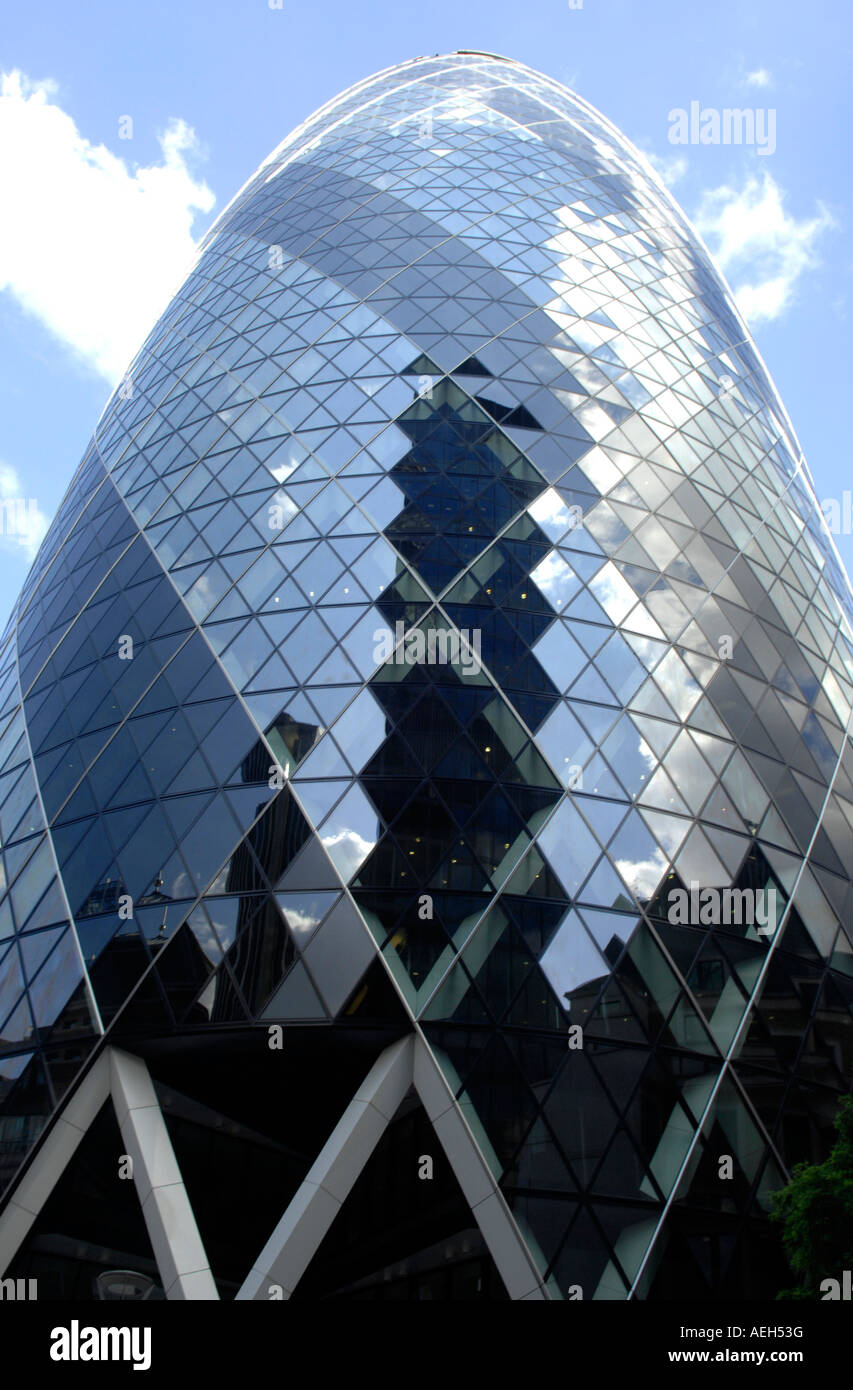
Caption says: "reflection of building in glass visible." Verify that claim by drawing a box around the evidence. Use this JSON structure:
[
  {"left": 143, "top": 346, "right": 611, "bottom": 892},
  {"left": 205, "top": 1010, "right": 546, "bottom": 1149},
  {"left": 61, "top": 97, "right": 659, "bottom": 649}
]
[
  {"left": 77, "top": 879, "right": 127, "bottom": 919},
  {"left": 0, "top": 53, "right": 851, "bottom": 1302}
]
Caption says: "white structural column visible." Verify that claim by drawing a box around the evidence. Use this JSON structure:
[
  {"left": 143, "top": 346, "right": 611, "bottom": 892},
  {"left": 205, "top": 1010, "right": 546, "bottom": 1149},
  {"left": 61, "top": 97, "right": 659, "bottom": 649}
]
[
  {"left": 1, "top": 1035, "right": 550, "bottom": 1301},
  {"left": 412, "top": 1035, "right": 549, "bottom": 1301},
  {"left": 0, "top": 1051, "right": 110, "bottom": 1275},
  {"left": 238, "top": 1034, "right": 415, "bottom": 1300},
  {"left": 109, "top": 1049, "right": 219, "bottom": 1300},
  {"left": 238, "top": 1031, "right": 550, "bottom": 1301}
]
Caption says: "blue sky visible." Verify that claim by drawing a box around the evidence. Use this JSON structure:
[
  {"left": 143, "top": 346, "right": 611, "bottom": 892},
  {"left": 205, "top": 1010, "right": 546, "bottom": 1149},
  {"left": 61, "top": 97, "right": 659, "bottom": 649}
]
[{"left": 0, "top": 0, "right": 850, "bottom": 627}]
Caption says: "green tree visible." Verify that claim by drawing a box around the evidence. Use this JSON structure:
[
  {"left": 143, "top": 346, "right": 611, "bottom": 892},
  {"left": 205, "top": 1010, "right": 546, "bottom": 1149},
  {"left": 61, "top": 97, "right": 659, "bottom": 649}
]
[{"left": 770, "top": 1094, "right": 853, "bottom": 1299}]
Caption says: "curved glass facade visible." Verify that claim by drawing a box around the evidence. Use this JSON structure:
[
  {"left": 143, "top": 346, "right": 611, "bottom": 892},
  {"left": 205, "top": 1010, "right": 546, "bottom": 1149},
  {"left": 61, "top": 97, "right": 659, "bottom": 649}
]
[{"left": 0, "top": 52, "right": 852, "bottom": 1301}]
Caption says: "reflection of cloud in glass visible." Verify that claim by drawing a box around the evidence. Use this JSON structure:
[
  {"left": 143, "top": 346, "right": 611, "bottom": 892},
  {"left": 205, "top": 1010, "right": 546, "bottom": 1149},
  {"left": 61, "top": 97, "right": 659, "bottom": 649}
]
[
  {"left": 205, "top": 867, "right": 231, "bottom": 896},
  {"left": 575, "top": 400, "right": 616, "bottom": 443},
  {"left": 319, "top": 783, "right": 378, "bottom": 880},
  {"left": 590, "top": 561, "right": 636, "bottom": 623},
  {"left": 821, "top": 667, "right": 851, "bottom": 725},
  {"left": 601, "top": 716, "right": 656, "bottom": 797},
  {"left": 320, "top": 828, "right": 375, "bottom": 881},
  {"left": 584, "top": 503, "right": 627, "bottom": 549},
  {"left": 665, "top": 730, "right": 716, "bottom": 808},
  {"left": 170, "top": 870, "right": 192, "bottom": 900},
  {"left": 530, "top": 549, "right": 579, "bottom": 609},
  {"left": 626, "top": 635, "right": 666, "bottom": 668},
  {"left": 622, "top": 600, "right": 665, "bottom": 639},
  {"left": 575, "top": 445, "right": 621, "bottom": 493},
  {"left": 636, "top": 517, "right": 679, "bottom": 569},
  {"left": 269, "top": 442, "right": 307, "bottom": 483},
  {"left": 649, "top": 648, "right": 703, "bottom": 720},
  {"left": 613, "top": 846, "right": 669, "bottom": 898},
  {"left": 187, "top": 919, "right": 221, "bottom": 964},
  {"left": 528, "top": 487, "right": 578, "bottom": 542},
  {"left": 570, "top": 356, "right": 611, "bottom": 393},
  {"left": 283, "top": 908, "right": 323, "bottom": 938},
  {"left": 639, "top": 810, "right": 691, "bottom": 857},
  {"left": 205, "top": 905, "right": 238, "bottom": 952}
]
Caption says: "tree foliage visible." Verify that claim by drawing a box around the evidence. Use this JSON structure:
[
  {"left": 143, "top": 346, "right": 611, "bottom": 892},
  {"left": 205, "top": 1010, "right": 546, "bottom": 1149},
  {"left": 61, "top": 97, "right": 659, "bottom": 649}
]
[{"left": 770, "top": 1095, "right": 853, "bottom": 1299}]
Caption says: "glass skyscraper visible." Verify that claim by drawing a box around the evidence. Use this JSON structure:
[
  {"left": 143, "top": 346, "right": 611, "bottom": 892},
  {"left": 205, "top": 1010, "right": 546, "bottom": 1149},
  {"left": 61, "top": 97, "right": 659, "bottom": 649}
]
[{"left": 0, "top": 51, "right": 851, "bottom": 1302}]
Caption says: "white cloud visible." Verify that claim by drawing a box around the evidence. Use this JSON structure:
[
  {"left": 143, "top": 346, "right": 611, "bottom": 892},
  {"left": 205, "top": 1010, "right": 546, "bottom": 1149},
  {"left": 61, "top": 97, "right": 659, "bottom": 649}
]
[
  {"left": 694, "top": 171, "right": 834, "bottom": 323},
  {"left": 746, "top": 68, "right": 772, "bottom": 87},
  {"left": 321, "top": 827, "right": 375, "bottom": 880},
  {"left": 646, "top": 150, "right": 688, "bottom": 187},
  {"left": 529, "top": 548, "right": 580, "bottom": 609},
  {"left": 613, "top": 846, "right": 669, "bottom": 899},
  {"left": 0, "top": 461, "right": 50, "bottom": 559},
  {"left": 281, "top": 908, "right": 325, "bottom": 939},
  {"left": 589, "top": 561, "right": 636, "bottom": 623},
  {"left": 0, "top": 69, "right": 215, "bottom": 384}
]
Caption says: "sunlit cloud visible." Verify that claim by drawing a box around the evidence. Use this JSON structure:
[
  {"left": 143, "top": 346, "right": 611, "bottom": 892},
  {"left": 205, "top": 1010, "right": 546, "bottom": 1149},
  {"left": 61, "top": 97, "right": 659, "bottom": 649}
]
[
  {"left": 0, "top": 461, "right": 50, "bottom": 559},
  {"left": 0, "top": 69, "right": 215, "bottom": 383},
  {"left": 694, "top": 171, "right": 834, "bottom": 323},
  {"left": 646, "top": 150, "right": 688, "bottom": 187},
  {"left": 320, "top": 828, "right": 375, "bottom": 880}
]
